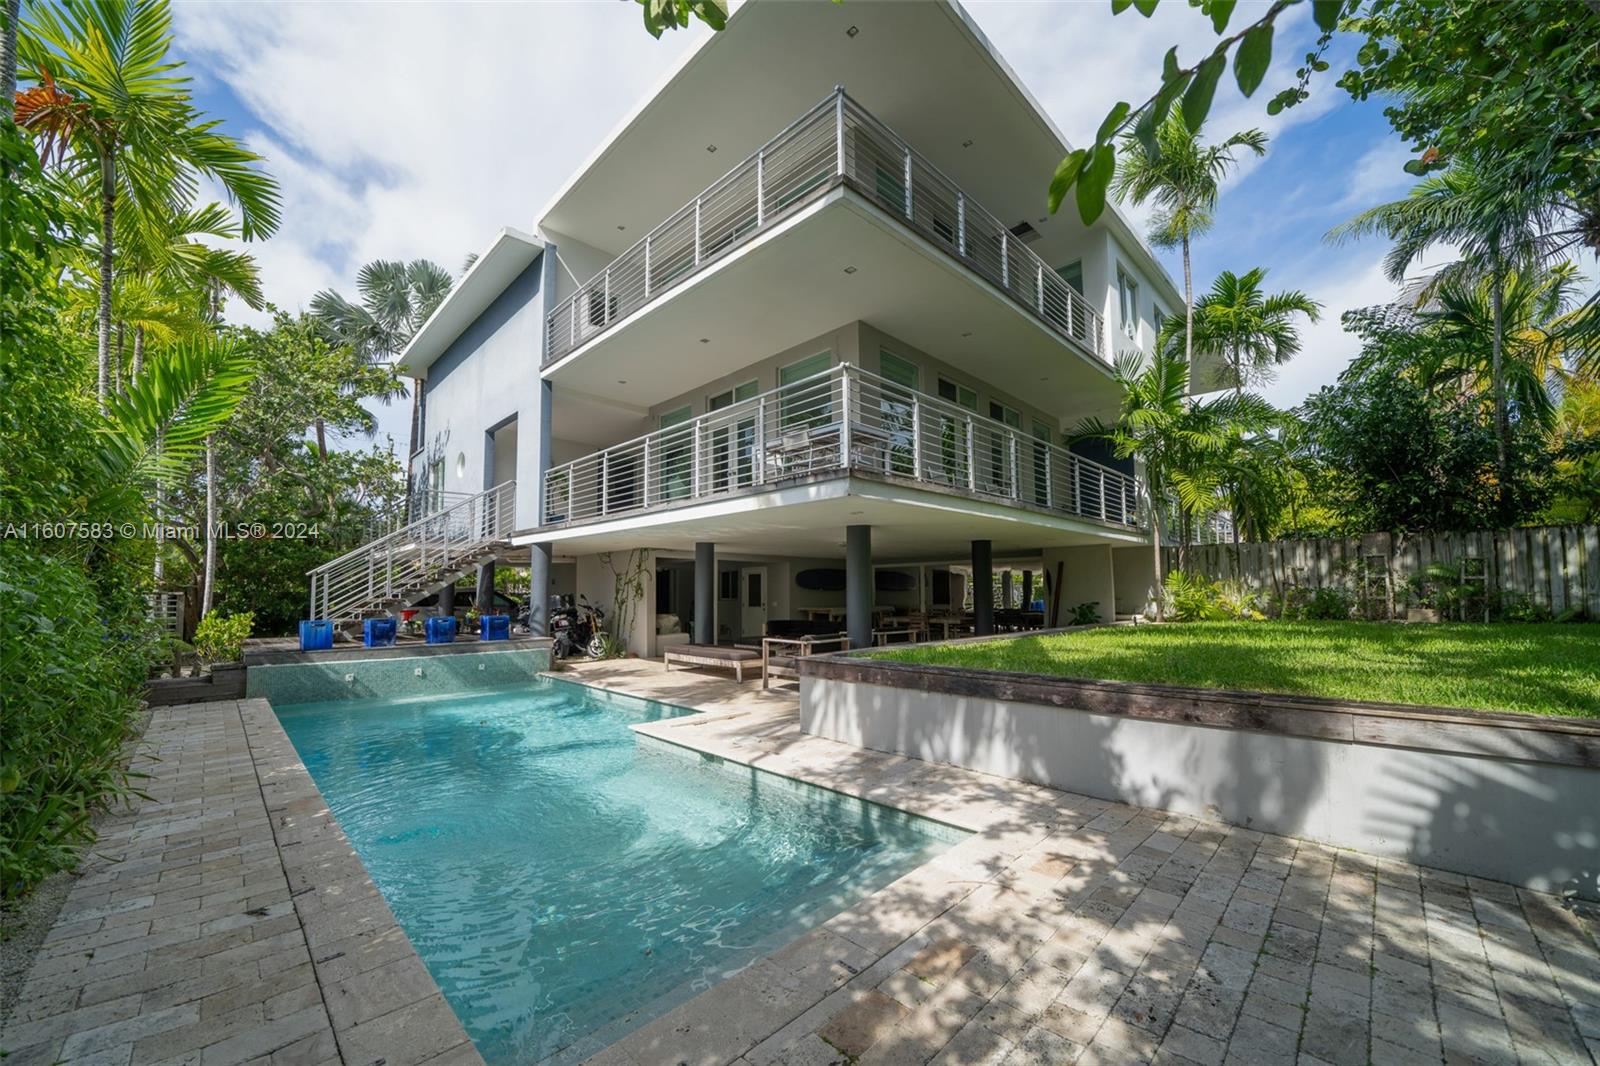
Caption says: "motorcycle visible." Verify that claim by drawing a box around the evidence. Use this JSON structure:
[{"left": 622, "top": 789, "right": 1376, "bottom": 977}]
[{"left": 551, "top": 596, "right": 607, "bottom": 659}]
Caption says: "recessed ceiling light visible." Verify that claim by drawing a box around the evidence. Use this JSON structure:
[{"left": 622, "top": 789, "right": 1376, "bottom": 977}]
[
  {"left": 706, "top": 144, "right": 718, "bottom": 153},
  {"left": 843, "top": 265, "right": 857, "bottom": 274},
  {"left": 962, "top": 139, "right": 974, "bottom": 149},
  {"left": 961, "top": 331, "right": 973, "bottom": 338},
  {"left": 617, "top": 379, "right": 628, "bottom": 384},
  {"left": 699, "top": 338, "right": 710, "bottom": 344},
  {"left": 845, "top": 24, "right": 859, "bottom": 36},
  {"left": 849, "top": 510, "right": 864, "bottom": 515},
  {"left": 617, "top": 224, "right": 626, "bottom": 231}
]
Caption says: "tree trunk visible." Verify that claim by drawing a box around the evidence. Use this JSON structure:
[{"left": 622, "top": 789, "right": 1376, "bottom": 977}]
[
  {"left": 1490, "top": 261, "right": 1510, "bottom": 516},
  {"left": 1182, "top": 235, "right": 1194, "bottom": 369},
  {"left": 1, "top": 0, "right": 20, "bottom": 103},
  {"left": 202, "top": 436, "right": 216, "bottom": 617},
  {"left": 132, "top": 325, "right": 144, "bottom": 380},
  {"left": 1149, "top": 490, "right": 1165, "bottom": 622},
  {"left": 153, "top": 429, "right": 164, "bottom": 586},
  {"left": 315, "top": 417, "right": 327, "bottom": 459},
  {"left": 114, "top": 320, "right": 124, "bottom": 394},
  {"left": 97, "top": 151, "right": 116, "bottom": 412}
]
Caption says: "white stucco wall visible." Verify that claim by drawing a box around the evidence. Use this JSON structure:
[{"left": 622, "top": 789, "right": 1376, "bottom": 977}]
[
  {"left": 419, "top": 257, "right": 547, "bottom": 530},
  {"left": 800, "top": 677, "right": 1600, "bottom": 898}
]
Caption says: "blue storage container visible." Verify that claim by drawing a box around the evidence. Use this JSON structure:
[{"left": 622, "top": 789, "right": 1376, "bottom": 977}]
[
  {"left": 480, "top": 614, "right": 510, "bottom": 641},
  {"left": 299, "top": 619, "right": 333, "bottom": 652},
  {"left": 363, "top": 618, "right": 397, "bottom": 648},
  {"left": 425, "top": 615, "right": 457, "bottom": 645}
]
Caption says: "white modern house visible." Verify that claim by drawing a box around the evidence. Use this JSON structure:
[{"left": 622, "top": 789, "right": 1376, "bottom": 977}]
[{"left": 308, "top": 0, "right": 1186, "bottom": 655}]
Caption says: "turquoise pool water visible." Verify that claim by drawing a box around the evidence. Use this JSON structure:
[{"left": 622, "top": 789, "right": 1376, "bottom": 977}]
[{"left": 274, "top": 678, "right": 958, "bottom": 1064}]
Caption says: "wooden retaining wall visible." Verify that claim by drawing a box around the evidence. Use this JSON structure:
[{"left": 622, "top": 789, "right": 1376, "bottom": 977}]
[{"left": 1165, "top": 525, "right": 1600, "bottom": 617}]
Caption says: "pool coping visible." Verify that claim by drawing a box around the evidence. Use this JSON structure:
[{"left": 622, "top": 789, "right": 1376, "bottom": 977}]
[
  {"left": 239, "top": 698, "right": 488, "bottom": 1066},
  {"left": 550, "top": 670, "right": 1083, "bottom": 1066}
]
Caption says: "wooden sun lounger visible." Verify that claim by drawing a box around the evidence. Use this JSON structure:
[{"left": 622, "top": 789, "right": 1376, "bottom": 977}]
[
  {"left": 762, "top": 634, "right": 850, "bottom": 689},
  {"left": 662, "top": 644, "right": 764, "bottom": 682}
]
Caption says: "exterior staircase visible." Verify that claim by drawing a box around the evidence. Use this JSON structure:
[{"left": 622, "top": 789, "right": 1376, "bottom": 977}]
[{"left": 307, "top": 482, "right": 517, "bottom": 625}]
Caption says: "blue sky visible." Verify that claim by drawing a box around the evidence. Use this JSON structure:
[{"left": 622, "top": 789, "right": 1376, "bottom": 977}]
[{"left": 172, "top": 0, "right": 1424, "bottom": 452}]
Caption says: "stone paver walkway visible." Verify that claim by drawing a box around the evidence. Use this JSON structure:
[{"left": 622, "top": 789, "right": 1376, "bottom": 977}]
[
  {"left": 0, "top": 699, "right": 481, "bottom": 1066},
  {"left": 562, "top": 661, "right": 1600, "bottom": 1066}
]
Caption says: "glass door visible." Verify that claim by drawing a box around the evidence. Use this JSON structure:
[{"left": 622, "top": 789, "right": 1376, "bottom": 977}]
[
  {"left": 708, "top": 380, "right": 758, "bottom": 492},
  {"left": 935, "top": 377, "right": 977, "bottom": 488},
  {"left": 879, "top": 351, "right": 918, "bottom": 476},
  {"left": 658, "top": 406, "right": 693, "bottom": 501},
  {"left": 987, "top": 401, "right": 1021, "bottom": 495},
  {"left": 1031, "top": 419, "right": 1054, "bottom": 507}
]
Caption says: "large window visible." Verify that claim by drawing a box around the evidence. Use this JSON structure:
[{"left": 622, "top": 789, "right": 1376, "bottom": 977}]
[
  {"left": 658, "top": 405, "right": 693, "bottom": 501},
  {"left": 1118, "top": 268, "right": 1140, "bottom": 339},
  {"left": 879, "top": 351, "right": 919, "bottom": 475},
  {"left": 778, "top": 352, "right": 832, "bottom": 429}
]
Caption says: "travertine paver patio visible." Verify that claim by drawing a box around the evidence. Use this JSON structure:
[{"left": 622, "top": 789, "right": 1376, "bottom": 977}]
[
  {"left": 561, "top": 660, "right": 1600, "bottom": 1066},
  {"left": 0, "top": 699, "right": 481, "bottom": 1066}
]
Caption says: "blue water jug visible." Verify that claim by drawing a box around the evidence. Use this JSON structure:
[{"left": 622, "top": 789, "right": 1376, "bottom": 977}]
[
  {"left": 299, "top": 619, "right": 333, "bottom": 652},
  {"left": 363, "top": 618, "right": 397, "bottom": 648},
  {"left": 425, "top": 615, "right": 457, "bottom": 645},
  {"left": 480, "top": 614, "right": 510, "bottom": 641}
]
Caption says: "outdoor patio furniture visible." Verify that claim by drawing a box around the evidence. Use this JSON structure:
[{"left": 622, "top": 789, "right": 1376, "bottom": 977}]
[
  {"left": 872, "top": 625, "right": 925, "bottom": 646},
  {"left": 663, "top": 644, "right": 764, "bottom": 682},
  {"left": 761, "top": 634, "right": 850, "bottom": 689}
]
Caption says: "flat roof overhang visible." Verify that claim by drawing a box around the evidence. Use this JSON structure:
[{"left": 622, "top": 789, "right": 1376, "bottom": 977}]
[
  {"left": 544, "top": 189, "right": 1124, "bottom": 433},
  {"left": 536, "top": 0, "right": 1179, "bottom": 311},
  {"left": 512, "top": 476, "right": 1147, "bottom": 561},
  {"left": 399, "top": 228, "right": 543, "bottom": 378}
]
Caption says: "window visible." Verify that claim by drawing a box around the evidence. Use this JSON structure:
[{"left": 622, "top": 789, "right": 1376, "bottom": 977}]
[
  {"left": 879, "top": 352, "right": 919, "bottom": 475},
  {"left": 779, "top": 352, "right": 832, "bottom": 429},
  {"left": 985, "top": 402, "right": 1021, "bottom": 492},
  {"left": 937, "top": 377, "right": 978, "bottom": 410},
  {"left": 658, "top": 405, "right": 693, "bottom": 501},
  {"left": 1057, "top": 260, "right": 1084, "bottom": 294},
  {"left": 1118, "top": 268, "right": 1140, "bottom": 339},
  {"left": 1152, "top": 304, "right": 1168, "bottom": 350},
  {"left": 707, "top": 380, "right": 758, "bottom": 410},
  {"left": 719, "top": 570, "right": 738, "bottom": 599}
]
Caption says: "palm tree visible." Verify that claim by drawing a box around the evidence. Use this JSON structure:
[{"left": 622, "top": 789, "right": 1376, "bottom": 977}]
[
  {"left": 1189, "top": 268, "right": 1321, "bottom": 396},
  {"left": 1074, "top": 347, "right": 1258, "bottom": 619},
  {"left": 14, "top": 0, "right": 279, "bottom": 410},
  {"left": 311, "top": 258, "right": 454, "bottom": 474},
  {"left": 1330, "top": 160, "right": 1571, "bottom": 506},
  {"left": 1113, "top": 106, "right": 1267, "bottom": 366}
]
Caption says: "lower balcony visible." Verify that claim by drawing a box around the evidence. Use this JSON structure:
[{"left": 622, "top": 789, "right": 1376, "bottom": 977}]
[{"left": 541, "top": 364, "right": 1142, "bottom": 532}]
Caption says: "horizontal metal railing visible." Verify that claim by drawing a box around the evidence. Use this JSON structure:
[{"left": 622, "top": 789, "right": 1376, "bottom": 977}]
[
  {"left": 545, "top": 88, "right": 1106, "bottom": 366},
  {"left": 542, "top": 365, "right": 1140, "bottom": 530},
  {"left": 307, "top": 481, "right": 516, "bottom": 623}
]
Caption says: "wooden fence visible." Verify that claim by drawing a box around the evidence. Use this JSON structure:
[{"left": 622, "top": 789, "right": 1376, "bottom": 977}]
[{"left": 1165, "top": 525, "right": 1600, "bottom": 618}]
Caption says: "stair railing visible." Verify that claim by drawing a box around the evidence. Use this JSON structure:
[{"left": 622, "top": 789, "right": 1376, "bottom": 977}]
[{"left": 308, "top": 481, "right": 517, "bottom": 623}]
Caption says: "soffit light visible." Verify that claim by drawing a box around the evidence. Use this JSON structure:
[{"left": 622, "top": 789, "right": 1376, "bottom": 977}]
[
  {"left": 706, "top": 144, "right": 718, "bottom": 153},
  {"left": 846, "top": 25, "right": 859, "bottom": 37},
  {"left": 843, "top": 265, "right": 857, "bottom": 274},
  {"left": 962, "top": 139, "right": 974, "bottom": 149}
]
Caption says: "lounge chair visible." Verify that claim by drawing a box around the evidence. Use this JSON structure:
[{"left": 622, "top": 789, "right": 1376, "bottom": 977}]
[
  {"left": 662, "top": 644, "right": 764, "bottom": 682},
  {"left": 762, "top": 634, "right": 849, "bottom": 689}
]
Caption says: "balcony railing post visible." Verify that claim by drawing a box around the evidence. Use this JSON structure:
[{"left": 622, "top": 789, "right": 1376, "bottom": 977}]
[
  {"left": 567, "top": 469, "right": 575, "bottom": 521},
  {"left": 756, "top": 149, "right": 765, "bottom": 227},
  {"left": 694, "top": 197, "right": 702, "bottom": 265},
  {"left": 642, "top": 438, "right": 652, "bottom": 505},
  {"left": 1036, "top": 263, "right": 1045, "bottom": 313},
  {"left": 692, "top": 420, "right": 703, "bottom": 498},
  {"left": 965, "top": 416, "right": 976, "bottom": 491},
  {"left": 754, "top": 397, "right": 766, "bottom": 485},
  {"left": 1000, "top": 230, "right": 1009, "bottom": 290},
  {"left": 839, "top": 366, "right": 852, "bottom": 469},
  {"left": 911, "top": 395, "right": 923, "bottom": 479},
  {"left": 569, "top": 298, "right": 576, "bottom": 347},
  {"left": 903, "top": 146, "right": 913, "bottom": 221},
  {"left": 1072, "top": 457, "right": 1082, "bottom": 516},
  {"left": 603, "top": 268, "right": 610, "bottom": 324},
  {"left": 644, "top": 236, "right": 652, "bottom": 300},
  {"left": 1044, "top": 450, "right": 1054, "bottom": 509},
  {"left": 956, "top": 192, "right": 967, "bottom": 257},
  {"left": 834, "top": 87, "right": 846, "bottom": 179},
  {"left": 1009, "top": 434, "right": 1020, "bottom": 500},
  {"left": 601, "top": 452, "right": 610, "bottom": 515}
]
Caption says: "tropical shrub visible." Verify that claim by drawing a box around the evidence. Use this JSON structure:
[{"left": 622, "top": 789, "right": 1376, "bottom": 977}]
[
  {"left": 1296, "top": 587, "right": 1356, "bottom": 621},
  {"left": 1163, "top": 571, "right": 1224, "bottom": 622},
  {"left": 1067, "top": 601, "right": 1101, "bottom": 626},
  {"left": 193, "top": 611, "right": 254, "bottom": 663},
  {"left": 0, "top": 545, "right": 157, "bottom": 898}
]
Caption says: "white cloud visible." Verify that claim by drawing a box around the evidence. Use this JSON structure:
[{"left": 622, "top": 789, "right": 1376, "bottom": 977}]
[{"left": 1261, "top": 248, "right": 1396, "bottom": 408}]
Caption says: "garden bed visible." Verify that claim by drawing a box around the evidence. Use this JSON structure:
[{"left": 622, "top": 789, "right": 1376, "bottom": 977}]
[{"left": 873, "top": 621, "right": 1599, "bottom": 719}]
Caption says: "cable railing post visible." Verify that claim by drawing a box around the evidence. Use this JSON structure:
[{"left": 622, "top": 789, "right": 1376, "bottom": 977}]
[
  {"left": 644, "top": 236, "right": 652, "bottom": 300},
  {"left": 694, "top": 197, "right": 702, "bottom": 265},
  {"left": 839, "top": 366, "right": 852, "bottom": 469},
  {"left": 692, "top": 420, "right": 703, "bottom": 498},
  {"left": 603, "top": 268, "right": 610, "bottom": 324},
  {"left": 568, "top": 468, "right": 575, "bottom": 522},
  {"left": 903, "top": 146, "right": 913, "bottom": 222},
  {"left": 965, "top": 416, "right": 976, "bottom": 491},
  {"left": 756, "top": 149, "right": 765, "bottom": 227},
  {"left": 1009, "top": 434, "right": 1020, "bottom": 500},
  {"left": 956, "top": 192, "right": 966, "bottom": 256},
  {"left": 601, "top": 451, "right": 610, "bottom": 516},
  {"left": 754, "top": 397, "right": 766, "bottom": 485},
  {"left": 1000, "top": 229, "right": 1009, "bottom": 290},
  {"left": 834, "top": 86, "right": 846, "bottom": 180},
  {"left": 911, "top": 394, "right": 923, "bottom": 479},
  {"left": 642, "top": 438, "right": 653, "bottom": 505},
  {"left": 1036, "top": 263, "right": 1045, "bottom": 313}
]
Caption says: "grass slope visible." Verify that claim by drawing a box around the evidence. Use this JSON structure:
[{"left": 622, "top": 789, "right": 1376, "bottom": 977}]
[{"left": 875, "top": 622, "right": 1599, "bottom": 719}]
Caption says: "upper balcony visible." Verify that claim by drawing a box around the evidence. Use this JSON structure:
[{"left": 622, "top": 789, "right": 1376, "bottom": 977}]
[
  {"left": 544, "top": 89, "right": 1106, "bottom": 371},
  {"left": 541, "top": 363, "right": 1140, "bottom": 534}
]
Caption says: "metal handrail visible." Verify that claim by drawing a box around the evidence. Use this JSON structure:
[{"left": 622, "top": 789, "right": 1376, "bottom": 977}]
[
  {"left": 307, "top": 481, "right": 516, "bottom": 622},
  {"left": 544, "top": 88, "right": 1106, "bottom": 366},
  {"left": 541, "top": 365, "right": 1140, "bottom": 530}
]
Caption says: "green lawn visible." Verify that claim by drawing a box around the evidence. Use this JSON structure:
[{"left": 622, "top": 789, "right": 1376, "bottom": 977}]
[{"left": 873, "top": 622, "right": 1599, "bottom": 719}]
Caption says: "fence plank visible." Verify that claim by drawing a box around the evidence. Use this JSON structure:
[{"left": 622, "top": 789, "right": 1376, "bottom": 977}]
[{"left": 1585, "top": 525, "right": 1600, "bottom": 615}]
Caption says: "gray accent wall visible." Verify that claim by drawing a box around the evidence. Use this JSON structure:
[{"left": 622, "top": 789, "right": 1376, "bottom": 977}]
[{"left": 420, "top": 256, "right": 547, "bottom": 530}]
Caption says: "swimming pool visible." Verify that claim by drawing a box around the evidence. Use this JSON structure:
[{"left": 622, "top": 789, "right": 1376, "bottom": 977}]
[{"left": 273, "top": 677, "right": 960, "bottom": 1064}]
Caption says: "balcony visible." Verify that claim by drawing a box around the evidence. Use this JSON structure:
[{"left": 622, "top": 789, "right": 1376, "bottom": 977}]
[
  {"left": 541, "top": 364, "right": 1140, "bottom": 531},
  {"left": 544, "top": 89, "right": 1106, "bottom": 368}
]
